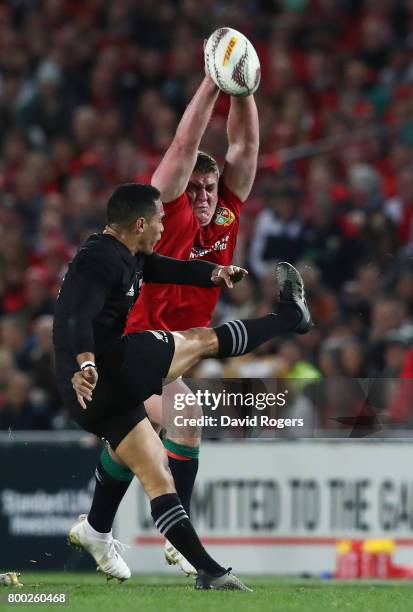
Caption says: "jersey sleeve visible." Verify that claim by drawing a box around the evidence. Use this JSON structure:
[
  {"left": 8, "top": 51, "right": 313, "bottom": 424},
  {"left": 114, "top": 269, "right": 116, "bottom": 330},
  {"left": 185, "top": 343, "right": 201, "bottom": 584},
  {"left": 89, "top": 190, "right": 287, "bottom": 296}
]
[
  {"left": 143, "top": 252, "right": 215, "bottom": 287},
  {"left": 68, "top": 255, "right": 118, "bottom": 357},
  {"left": 219, "top": 181, "right": 244, "bottom": 220}
]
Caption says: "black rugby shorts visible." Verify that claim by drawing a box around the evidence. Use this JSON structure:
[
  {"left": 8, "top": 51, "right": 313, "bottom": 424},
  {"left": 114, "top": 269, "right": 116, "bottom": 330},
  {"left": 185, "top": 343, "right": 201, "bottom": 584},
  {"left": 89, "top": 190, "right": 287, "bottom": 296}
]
[{"left": 56, "top": 330, "right": 175, "bottom": 449}]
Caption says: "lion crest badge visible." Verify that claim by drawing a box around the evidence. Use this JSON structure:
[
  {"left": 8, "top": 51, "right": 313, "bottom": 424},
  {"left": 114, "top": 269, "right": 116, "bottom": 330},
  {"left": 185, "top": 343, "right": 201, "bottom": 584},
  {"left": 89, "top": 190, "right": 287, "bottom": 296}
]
[{"left": 214, "top": 206, "right": 235, "bottom": 227}]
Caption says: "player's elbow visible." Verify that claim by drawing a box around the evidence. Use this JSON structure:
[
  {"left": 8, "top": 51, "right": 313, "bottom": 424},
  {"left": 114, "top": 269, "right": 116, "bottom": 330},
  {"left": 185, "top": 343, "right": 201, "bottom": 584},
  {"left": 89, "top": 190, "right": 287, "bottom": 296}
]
[{"left": 227, "top": 141, "right": 259, "bottom": 163}]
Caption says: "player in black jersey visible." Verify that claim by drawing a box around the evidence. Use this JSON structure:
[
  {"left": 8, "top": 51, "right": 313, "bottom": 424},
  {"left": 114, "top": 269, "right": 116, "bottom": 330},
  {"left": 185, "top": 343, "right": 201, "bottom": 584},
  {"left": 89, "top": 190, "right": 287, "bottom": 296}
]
[{"left": 55, "top": 183, "right": 312, "bottom": 589}]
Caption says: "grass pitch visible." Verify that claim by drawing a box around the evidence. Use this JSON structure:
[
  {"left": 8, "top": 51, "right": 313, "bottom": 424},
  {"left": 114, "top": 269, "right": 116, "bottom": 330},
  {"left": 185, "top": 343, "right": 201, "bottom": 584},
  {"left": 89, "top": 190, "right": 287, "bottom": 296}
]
[{"left": 3, "top": 573, "right": 413, "bottom": 612}]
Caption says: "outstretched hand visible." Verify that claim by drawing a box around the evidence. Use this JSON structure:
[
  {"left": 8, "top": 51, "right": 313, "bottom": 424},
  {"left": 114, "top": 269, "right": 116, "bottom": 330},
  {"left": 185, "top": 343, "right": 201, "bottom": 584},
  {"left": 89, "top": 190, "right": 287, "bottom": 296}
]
[
  {"left": 72, "top": 367, "right": 98, "bottom": 410},
  {"left": 211, "top": 265, "right": 248, "bottom": 289}
]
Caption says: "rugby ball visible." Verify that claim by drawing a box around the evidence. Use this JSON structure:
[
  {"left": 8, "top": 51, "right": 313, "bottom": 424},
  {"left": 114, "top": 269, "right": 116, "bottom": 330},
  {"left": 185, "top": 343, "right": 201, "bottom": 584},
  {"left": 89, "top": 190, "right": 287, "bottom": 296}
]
[{"left": 205, "top": 27, "right": 261, "bottom": 96}]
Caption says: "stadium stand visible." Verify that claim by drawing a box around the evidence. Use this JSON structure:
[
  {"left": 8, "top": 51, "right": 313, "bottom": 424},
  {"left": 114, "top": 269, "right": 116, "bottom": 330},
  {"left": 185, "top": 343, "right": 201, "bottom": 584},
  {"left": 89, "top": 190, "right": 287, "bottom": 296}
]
[{"left": 1, "top": 0, "right": 413, "bottom": 430}]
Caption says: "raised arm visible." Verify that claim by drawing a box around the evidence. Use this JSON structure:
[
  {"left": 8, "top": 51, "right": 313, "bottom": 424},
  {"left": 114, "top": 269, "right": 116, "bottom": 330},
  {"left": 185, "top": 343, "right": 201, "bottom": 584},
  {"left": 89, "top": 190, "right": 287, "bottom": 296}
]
[
  {"left": 151, "top": 76, "right": 220, "bottom": 203},
  {"left": 221, "top": 95, "right": 259, "bottom": 202}
]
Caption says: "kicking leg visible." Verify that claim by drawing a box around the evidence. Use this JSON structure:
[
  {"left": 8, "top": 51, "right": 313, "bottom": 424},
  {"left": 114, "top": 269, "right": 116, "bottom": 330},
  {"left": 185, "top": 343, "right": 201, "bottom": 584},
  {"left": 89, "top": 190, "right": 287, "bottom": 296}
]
[{"left": 166, "top": 261, "right": 313, "bottom": 379}]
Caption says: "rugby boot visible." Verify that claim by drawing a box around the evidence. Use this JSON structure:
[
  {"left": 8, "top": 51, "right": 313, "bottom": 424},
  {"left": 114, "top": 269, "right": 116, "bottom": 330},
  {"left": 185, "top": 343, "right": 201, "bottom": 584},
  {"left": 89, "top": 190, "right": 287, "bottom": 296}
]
[
  {"left": 195, "top": 568, "right": 252, "bottom": 591},
  {"left": 275, "top": 261, "right": 313, "bottom": 334},
  {"left": 68, "top": 514, "right": 131, "bottom": 581}
]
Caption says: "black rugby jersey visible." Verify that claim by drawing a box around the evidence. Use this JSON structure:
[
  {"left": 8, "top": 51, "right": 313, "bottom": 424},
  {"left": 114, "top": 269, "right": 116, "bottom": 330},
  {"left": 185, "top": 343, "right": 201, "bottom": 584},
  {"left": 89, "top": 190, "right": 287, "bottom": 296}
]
[{"left": 53, "top": 233, "right": 215, "bottom": 360}]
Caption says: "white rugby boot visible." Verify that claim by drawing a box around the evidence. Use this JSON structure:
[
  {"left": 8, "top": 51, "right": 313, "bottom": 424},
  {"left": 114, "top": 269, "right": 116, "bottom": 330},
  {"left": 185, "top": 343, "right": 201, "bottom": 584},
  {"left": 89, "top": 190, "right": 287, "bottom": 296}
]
[
  {"left": 68, "top": 514, "right": 131, "bottom": 581},
  {"left": 164, "top": 540, "right": 197, "bottom": 576}
]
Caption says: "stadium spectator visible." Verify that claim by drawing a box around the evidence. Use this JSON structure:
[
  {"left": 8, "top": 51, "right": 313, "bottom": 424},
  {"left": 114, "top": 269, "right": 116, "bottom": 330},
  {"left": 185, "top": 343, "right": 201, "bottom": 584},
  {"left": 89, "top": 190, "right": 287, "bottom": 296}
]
[
  {"left": 28, "top": 315, "right": 60, "bottom": 418},
  {"left": 0, "top": 369, "right": 51, "bottom": 430},
  {"left": 249, "top": 187, "right": 304, "bottom": 278}
]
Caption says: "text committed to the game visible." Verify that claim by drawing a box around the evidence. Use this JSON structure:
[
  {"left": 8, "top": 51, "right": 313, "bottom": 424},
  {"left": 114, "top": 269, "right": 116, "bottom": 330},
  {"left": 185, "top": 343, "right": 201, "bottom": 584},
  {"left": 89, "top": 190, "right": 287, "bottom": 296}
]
[{"left": 161, "top": 378, "right": 413, "bottom": 439}]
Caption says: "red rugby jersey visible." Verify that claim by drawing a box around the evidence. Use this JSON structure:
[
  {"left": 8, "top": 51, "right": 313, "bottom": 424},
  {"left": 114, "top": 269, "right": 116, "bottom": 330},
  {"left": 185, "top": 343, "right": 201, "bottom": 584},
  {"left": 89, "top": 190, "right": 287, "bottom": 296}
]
[{"left": 125, "top": 181, "right": 242, "bottom": 332}]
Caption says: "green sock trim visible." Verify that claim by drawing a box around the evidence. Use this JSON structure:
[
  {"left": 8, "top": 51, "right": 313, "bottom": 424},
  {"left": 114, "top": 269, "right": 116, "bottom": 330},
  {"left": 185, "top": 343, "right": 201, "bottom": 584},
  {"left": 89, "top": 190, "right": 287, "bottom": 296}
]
[
  {"left": 100, "top": 447, "right": 134, "bottom": 482},
  {"left": 163, "top": 438, "right": 200, "bottom": 459}
]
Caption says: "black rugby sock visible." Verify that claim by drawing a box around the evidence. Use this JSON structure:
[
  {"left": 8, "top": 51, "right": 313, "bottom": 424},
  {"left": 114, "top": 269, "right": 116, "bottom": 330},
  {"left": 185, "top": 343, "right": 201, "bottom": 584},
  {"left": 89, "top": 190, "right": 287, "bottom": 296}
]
[
  {"left": 214, "top": 304, "right": 301, "bottom": 358},
  {"left": 163, "top": 439, "right": 199, "bottom": 516},
  {"left": 151, "top": 493, "right": 225, "bottom": 576},
  {"left": 167, "top": 457, "right": 198, "bottom": 517},
  {"left": 88, "top": 447, "right": 134, "bottom": 533}
]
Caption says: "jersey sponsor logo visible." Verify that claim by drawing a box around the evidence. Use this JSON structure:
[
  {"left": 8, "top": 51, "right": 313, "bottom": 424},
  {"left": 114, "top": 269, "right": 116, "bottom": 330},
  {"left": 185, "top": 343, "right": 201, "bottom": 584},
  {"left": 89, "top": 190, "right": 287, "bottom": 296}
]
[
  {"left": 214, "top": 206, "right": 235, "bottom": 227},
  {"left": 190, "top": 235, "right": 230, "bottom": 259},
  {"left": 149, "top": 330, "right": 169, "bottom": 343}
]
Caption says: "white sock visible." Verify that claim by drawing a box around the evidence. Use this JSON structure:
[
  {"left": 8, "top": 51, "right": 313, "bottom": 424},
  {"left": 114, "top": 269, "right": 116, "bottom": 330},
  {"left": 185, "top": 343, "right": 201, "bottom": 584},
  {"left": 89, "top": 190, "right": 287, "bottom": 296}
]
[{"left": 85, "top": 517, "right": 112, "bottom": 541}]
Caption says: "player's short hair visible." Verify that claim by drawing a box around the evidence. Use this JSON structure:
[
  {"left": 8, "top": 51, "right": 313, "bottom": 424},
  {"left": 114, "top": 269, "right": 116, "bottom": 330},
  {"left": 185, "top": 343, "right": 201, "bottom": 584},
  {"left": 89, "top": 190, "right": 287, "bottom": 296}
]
[
  {"left": 193, "top": 151, "right": 219, "bottom": 176},
  {"left": 107, "top": 183, "right": 160, "bottom": 227}
]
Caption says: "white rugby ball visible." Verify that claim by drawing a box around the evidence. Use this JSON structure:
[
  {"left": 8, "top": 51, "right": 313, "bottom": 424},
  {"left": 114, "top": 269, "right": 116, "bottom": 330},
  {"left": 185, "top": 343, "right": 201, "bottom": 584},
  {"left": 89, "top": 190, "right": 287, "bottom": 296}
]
[{"left": 205, "top": 27, "right": 261, "bottom": 96}]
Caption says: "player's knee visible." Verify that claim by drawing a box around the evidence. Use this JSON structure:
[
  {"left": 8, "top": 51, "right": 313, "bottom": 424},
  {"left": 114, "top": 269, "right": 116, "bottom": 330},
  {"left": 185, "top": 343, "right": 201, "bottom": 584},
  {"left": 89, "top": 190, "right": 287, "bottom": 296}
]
[
  {"left": 165, "top": 399, "right": 202, "bottom": 446},
  {"left": 167, "top": 401, "right": 202, "bottom": 445},
  {"left": 186, "top": 327, "right": 218, "bottom": 357}
]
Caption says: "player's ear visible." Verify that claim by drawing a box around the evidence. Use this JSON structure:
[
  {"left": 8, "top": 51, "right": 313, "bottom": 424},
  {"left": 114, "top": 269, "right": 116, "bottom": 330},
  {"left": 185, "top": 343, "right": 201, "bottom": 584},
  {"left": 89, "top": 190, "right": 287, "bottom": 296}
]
[{"left": 135, "top": 217, "right": 146, "bottom": 233}]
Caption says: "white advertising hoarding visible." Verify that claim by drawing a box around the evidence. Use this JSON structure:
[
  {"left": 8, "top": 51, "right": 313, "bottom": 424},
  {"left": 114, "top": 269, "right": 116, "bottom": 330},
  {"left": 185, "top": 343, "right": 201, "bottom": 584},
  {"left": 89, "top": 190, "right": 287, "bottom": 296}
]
[{"left": 115, "top": 441, "right": 413, "bottom": 574}]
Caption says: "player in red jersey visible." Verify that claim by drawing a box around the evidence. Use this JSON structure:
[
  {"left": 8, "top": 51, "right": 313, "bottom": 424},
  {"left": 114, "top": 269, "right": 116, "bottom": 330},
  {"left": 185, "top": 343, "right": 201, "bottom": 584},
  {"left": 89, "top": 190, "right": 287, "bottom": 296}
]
[
  {"left": 127, "top": 85, "right": 257, "bottom": 330},
  {"left": 124, "top": 69, "right": 259, "bottom": 573}
]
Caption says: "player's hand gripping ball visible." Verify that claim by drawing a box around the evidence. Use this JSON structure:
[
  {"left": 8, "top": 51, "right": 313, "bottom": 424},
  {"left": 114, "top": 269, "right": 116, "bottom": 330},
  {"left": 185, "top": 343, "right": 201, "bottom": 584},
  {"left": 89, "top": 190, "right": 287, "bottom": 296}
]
[{"left": 205, "top": 27, "right": 261, "bottom": 96}]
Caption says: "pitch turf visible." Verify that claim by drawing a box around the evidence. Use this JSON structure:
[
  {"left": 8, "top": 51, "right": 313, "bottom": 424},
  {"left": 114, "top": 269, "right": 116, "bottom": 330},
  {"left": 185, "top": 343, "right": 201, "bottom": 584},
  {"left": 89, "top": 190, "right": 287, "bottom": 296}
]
[{"left": 3, "top": 573, "right": 413, "bottom": 612}]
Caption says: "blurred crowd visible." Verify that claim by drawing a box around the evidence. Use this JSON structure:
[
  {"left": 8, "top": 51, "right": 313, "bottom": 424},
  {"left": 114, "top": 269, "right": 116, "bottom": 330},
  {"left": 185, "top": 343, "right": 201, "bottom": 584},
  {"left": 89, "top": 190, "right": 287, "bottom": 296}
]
[{"left": 1, "top": 0, "right": 413, "bottom": 431}]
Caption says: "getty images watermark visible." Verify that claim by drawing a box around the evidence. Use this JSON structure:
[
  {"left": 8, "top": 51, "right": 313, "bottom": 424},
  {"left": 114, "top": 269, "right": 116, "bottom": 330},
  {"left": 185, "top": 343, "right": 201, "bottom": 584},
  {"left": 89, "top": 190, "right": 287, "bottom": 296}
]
[
  {"left": 173, "top": 388, "right": 303, "bottom": 429},
  {"left": 162, "top": 377, "right": 413, "bottom": 439},
  {"left": 161, "top": 379, "right": 308, "bottom": 438}
]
